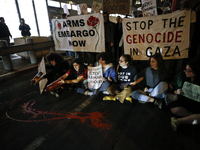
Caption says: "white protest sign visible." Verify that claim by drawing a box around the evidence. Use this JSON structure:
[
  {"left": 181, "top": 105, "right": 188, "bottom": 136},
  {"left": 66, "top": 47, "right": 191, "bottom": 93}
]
[
  {"left": 182, "top": 81, "right": 200, "bottom": 102},
  {"left": 52, "top": 13, "right": 105, "bottom": 53},
  {"left": 63, "top": 4, "right": 70, "bottom": 16},
  {"left": 88, "top": 65, "right": 103, "bottom": 89},
  {"left": 142, "top": 0, "right": 157, "bottom": 17},
  {"left": 77, "top": 3, "right": 87, "bottom": 15},
  {"left": 122, "top": 10, "right": 190, "bottom": 60},
  {"left": 38, "top": 57, "right": 48, "bottom": 94}
]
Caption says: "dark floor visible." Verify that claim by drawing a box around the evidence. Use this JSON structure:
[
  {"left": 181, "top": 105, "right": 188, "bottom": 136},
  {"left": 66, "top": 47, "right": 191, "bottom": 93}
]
[{"left": 0, "top": 59, "right": 200, "bottom": 150}]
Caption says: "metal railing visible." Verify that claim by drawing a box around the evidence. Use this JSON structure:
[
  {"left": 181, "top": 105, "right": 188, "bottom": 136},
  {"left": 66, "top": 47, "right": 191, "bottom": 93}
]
[{"left": 0, "top": 36, "right": 55, "bottom": 71}]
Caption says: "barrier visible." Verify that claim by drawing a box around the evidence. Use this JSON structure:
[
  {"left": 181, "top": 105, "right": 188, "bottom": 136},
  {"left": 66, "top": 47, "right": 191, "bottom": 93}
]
[{"left": 0, "top": 36, "right": 55, "bottom": 71}]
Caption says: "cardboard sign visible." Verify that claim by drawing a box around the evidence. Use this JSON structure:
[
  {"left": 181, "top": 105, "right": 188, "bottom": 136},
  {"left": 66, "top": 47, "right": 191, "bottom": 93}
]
[
  {"left": 122, "top": 10, "right": 190, "bottom": 60},
  {"left": 77, "top": 3, "right": 87, "bottom": 15},
  {"left": 103, "top": 0, "right": 130, "bottom": 14},
  {"left": 182, "top": 81, "right": 200, "bottom": 102},
  {"left": 141, "top": 0, "right": 157, "bottom": 16},
  {"left": 91, "top": 1, "right": 102, "bottom": 13},
  {"left": 38, "top": 57, "right": 48, "bottom": 94},
  {"left": 88, "top": 65, "right": 103, "bottom": 89}
]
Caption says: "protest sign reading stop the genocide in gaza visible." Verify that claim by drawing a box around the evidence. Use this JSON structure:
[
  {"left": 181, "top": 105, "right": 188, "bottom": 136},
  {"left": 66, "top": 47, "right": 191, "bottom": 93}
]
[
  {"left": 122, "top": 10, "right": 190, "bottom": 60},
  {"left": 52, "top": 13, "right": 105, "bottom": 53},
  {"left": 103, "top": 0, "right": 130, "bottom": 14}
]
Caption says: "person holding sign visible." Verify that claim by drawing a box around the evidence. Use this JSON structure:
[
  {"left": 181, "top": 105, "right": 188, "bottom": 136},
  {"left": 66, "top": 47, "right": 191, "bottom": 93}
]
[
  {"left": 104, "top": 54, "right": 138, "bottom": 103},
  {"left": 56, "top": 58, "right": 87, "bottom": 95},
  {"left": 131, "top": 53, "right": 169, "bottom": 107},
  {"left": 167, "top": 61, "right": 200, "bottom": 131},
  {"left": 32, "top": 52, "right": 70, "bottom": 97},
  {"left": 85, "top": 52, "right": 116, "bottom": 96}
]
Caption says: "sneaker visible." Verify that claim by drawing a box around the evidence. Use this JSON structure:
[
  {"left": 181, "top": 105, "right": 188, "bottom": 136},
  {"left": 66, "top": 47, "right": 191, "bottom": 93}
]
[
  {"left": 171, "top": 117, "right": 180, "bottom": 131},
  {"left": 87, "top": 92, "right": 94, "bottom": 96},
  {"left": 50, "top": 91, "right": 60, "bottom": 98},
  {"left": 103, "top": 96, "right": 116, "bottom": 101},
  {"left": 138, "top": 100, "right": 146, "bottom": 104},
  {"left": 102, "top": 91, "right": 110, "bottom": 95},
  {"left": 125, "top": 97, "right": 132, "bottom": 103}
]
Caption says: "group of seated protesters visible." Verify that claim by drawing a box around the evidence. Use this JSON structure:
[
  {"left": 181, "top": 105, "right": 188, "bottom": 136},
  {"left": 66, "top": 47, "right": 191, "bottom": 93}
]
[{"left": 33, "top": 52, "right": 200, "bottom": 131}]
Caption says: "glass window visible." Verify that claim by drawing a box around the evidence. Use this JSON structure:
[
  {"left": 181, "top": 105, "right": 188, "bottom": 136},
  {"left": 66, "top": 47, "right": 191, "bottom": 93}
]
[
  {"left": 0, "top": 0, "right": 21, "bottom": 42},
  {"left": 34, "top": 0, "right": 51, "bottom": 36},
  {"left": 87, "top": 8, "right": 91, "bottom": 13},
  {"left": 72, "top": 4, "right": 77, "bottom": 10},
  {"left": 61, "top": 3, "right": 71, "bottom": 10},
  {"left": 18, "top": 0, "right": 38, "bottom": 36},
  {"left": 47, "top": 0, "right": 60, "bottom": 7}
]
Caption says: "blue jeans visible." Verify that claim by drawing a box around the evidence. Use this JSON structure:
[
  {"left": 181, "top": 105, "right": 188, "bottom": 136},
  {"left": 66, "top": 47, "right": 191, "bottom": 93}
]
[{"left": 131, "top": 81, "right": 168, "bottom": 102}]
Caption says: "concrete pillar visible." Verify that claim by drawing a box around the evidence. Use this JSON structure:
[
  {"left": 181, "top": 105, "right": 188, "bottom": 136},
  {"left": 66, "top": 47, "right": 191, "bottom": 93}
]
[
  {"left": 26, "top": 38, "right": 37, "bottom": 64},
  {"left": 0, "top": 40, "right": 13, "bottom": 71},
  {"left": 47, "top": 36, "right": 55, "bottom": 52}
]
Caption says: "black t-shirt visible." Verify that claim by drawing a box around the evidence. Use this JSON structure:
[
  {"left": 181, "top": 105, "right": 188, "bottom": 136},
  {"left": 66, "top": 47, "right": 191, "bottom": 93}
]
[{"left": 117, "top": 66, "right": 137, "bottom": 85}]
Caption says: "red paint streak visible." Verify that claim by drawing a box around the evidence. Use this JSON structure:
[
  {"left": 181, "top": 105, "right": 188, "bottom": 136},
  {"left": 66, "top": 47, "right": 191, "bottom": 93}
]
[{"left": 6, "top": 100, "right": 112, "bottom": 131}]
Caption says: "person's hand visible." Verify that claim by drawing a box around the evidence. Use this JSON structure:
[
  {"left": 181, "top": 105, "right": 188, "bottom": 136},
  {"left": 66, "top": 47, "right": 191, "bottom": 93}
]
[
  {"left": 174, "top": 89, "right": 182, "bottom": 95},
  {"left": 102, "top": 77, "right": 106, "bottom": 81},
  {"left": 110, "top": 42, "right": 114, "bottom": 47},
  {"left": 130, "top": 81, "right": 136, "bottom": 86},
  {"left": 108, "top": 76, "right": 112, "bottom": 82},
  {"left": 33, "top": 78, "right": 41, "bottom": 85}
]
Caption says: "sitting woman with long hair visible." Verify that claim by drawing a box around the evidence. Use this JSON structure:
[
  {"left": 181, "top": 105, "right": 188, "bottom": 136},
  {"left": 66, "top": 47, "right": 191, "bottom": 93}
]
[
  {"left": 46, "top": 58, "right": 87, "bottom": 96},
  {"left": 131, "top": 53, "right": 169, "bottom": 107},
  {"left": 168, "top": 60, "right": 200, "bottom": 131}
]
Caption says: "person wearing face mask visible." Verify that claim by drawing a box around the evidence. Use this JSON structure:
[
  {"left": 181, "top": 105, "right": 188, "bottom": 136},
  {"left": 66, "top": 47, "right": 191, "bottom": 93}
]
[
  {"left": 131, "top": 53, "right": 169, "bottom": 107},
  {"left": 84, "top": 52, "right": 117, "bottom": 96},
  {"left": 103, "top": 54, "right": 138, "bottom": 103},
  {"left": 166, "top": 61, "right": 200, "bottom": 131}
]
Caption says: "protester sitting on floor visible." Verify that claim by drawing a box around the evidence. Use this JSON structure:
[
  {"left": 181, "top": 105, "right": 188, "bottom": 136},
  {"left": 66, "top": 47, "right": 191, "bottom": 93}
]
[
  {"left": 131, "top": 53, "right": 169, "bottom": 108},
  {"left": 84, "top": 52, "right": 117, "bottom": 96},
  {"left": 57, "top": 58, "right": 87, "bottom": 95},
  {"left": 103, "top": 54, "right": 138, "bottom": 103},
  {"left": 166, "top": 60, "right": 200, "bottom": 131},
  {"left": 32, "top": 52, "right": 70, "bottom": 96}
]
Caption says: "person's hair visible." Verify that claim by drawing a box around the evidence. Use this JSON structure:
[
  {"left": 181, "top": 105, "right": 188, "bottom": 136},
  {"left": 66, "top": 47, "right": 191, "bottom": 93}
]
[
  {"left": 62, "top": 13, "right": 67, "bottom": 19},
  {"left": 181, "top": 1, "right": 190, "bottom": 9},
  {"left": 150, "top": 53, "right": 165, "bottom": 72},
  {"left": 46, "top": 52, "right": 64, "bottom": 65},
  {"left": 71, "top": 58, "right": 86, "bottom": 76},
  {"left": 185, "top": 60, "right": 200, "bottom": 84},
  {"left": 98, "top": 52, "right": 111, "bottom": 64},
  {"left": 21, "top": 18, "right": 24, "bottom": 21},
  {"left": 103, "top": 12, "right": 109, "bottom": 20},
  {"left": 121, "top": 54, "right": 132, "bottom": 66}
]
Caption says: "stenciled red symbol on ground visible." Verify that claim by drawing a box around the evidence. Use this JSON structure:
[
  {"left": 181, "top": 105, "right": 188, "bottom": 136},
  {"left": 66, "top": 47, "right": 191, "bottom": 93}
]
[{"left": 6, "top": 100, "right": 112, "bottom": 131}]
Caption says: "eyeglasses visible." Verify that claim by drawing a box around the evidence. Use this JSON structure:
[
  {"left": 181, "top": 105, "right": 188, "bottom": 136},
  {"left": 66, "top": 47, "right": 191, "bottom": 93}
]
[
  {"left": 184, "top": 69, "right": 193, "bottom": 73},
  {"left": 119, "top": 60, "right": 124, "bottom": 63},
  {"left": 103, "top": 16, "right": 108, "bottom": 18}
]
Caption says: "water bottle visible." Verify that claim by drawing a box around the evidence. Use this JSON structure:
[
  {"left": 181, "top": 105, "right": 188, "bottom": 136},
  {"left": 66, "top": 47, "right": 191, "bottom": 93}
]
[{"left": 30, "top": 71, "right": 43, "bottom": 86}]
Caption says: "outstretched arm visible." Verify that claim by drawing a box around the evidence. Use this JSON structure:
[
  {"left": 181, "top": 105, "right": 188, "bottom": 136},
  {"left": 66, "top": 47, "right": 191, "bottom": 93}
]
[
  {"left": 130, "top": 77, "right": 144, "bottom": 86},
  {"left": 64, "top": 75, "right": 83, "bottom": 84}
]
